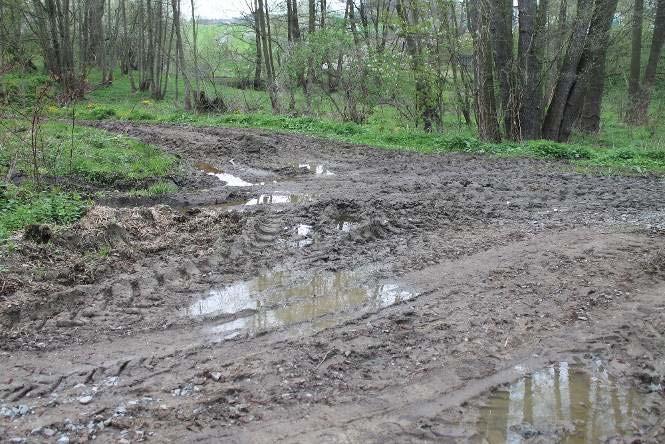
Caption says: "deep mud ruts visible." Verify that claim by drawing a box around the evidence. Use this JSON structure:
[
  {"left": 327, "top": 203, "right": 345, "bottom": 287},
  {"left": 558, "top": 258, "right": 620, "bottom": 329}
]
[{"left": 1, "top": 122, "right": 664, "bottom": 443}]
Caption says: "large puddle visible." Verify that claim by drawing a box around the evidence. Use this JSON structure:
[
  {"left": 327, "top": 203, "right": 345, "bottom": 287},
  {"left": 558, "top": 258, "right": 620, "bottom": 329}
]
[
  {"left": 188, "top": 270, "right": 415, "bottom": 341},
  {"left": 196, "top": 162, "right": 253, "bottom": 187},
  {"left": 476, "top": 361, "right": 648, "bottom": 443}
]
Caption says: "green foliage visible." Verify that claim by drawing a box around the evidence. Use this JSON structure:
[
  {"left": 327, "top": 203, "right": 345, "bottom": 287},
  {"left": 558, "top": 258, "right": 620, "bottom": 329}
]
[
  {"left": 0, "top": 184, "right": 89, "bottom": 241},
  {"left": 525, "top": 141, "right": 594, "bottom": 160},
  {"left": 0, "top": 72, "right": 50, "bottom": 106}
]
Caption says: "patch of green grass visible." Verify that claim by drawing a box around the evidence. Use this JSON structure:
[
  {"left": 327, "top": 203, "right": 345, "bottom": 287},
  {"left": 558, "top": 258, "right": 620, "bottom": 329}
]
[
  {"left": 0, "top": 184, "right": 89, "bottom": 242},
  {"left": 129, "top": 180, "right": 178, "bottom": 197},
  {"left": 2, "top": 120, "right": 178, "bottom": 184}
]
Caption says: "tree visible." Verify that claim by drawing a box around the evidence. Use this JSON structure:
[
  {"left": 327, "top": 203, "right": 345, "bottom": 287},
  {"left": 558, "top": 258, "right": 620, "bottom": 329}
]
[
  {"left": 468, "top": 0, "right": 501, "bottom": 141},
  {"left": 626, "top": 0, "right": 665, "bottom": 125}
]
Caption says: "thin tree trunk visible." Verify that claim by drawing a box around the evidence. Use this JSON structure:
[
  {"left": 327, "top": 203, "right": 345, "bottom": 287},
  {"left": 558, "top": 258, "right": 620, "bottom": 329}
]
[
  {"left": 626, "top": 0, "right": 665, "bottom": 124},
  {"left": 491, "top": 0, "right": 515, "bottom": 138},
  {"left": 468, "top": 0, "right": 501, "bottom": 141}
]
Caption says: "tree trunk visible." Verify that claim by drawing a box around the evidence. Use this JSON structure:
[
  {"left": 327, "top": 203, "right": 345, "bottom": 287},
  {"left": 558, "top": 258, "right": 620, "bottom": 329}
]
[
  {"left": 517, "top": 0, "right": 546, "bottom": 140},
  {"left": 626, "top": 0, "right": 665, "bottom": 124},
  {"left": 468, "top": 0, "right": 501, "bottom": 141},
  {"left": 172, "top": 0, "right": 192, "bottom": 110},
  {"left": 541, "top": 0, "right": 593, "bottom": 141},
  {"left": 491, "top": 0, "right": 515, "bottom": 138},
  {"left": 579, "top": 0, "right": 620, "bottom": 133},
  {"left": 253, "top": 3, "right": 262, "bottom": 90}
]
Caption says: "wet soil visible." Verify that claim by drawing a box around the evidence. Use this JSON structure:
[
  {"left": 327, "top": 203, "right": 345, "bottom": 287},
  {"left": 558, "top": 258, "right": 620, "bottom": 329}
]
[{"left": 1, "top": 122, "right": 665, "bottom": 443}]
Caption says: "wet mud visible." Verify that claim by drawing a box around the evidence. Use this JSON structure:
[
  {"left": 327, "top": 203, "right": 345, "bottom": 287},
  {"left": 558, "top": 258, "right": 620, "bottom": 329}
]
[{"left": 1, "top": 122, "right": 665, "bottom": 443}]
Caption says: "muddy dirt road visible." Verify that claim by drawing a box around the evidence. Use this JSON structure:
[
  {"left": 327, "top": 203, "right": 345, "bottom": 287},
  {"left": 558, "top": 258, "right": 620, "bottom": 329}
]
[{"left": 2, "top": 122, "right": 665, "bottom": 443}]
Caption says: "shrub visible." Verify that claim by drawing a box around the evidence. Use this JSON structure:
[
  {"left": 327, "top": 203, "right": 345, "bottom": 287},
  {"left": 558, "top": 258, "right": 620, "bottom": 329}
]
[{"left": 527, "top": 141, "right": 594, "bottom": 160}]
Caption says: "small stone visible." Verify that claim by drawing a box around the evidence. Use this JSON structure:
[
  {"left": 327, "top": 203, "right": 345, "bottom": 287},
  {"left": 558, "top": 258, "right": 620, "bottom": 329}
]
[
  {"left": 57, "top": 436, "right": 70, "bottom": 444},
  {"left": 78, "top": 396, "right": 93, "bottom": 405},
  {"left": 210, "top": 372, "right": 222, "bottom": 382},
  {"left": 42, "top": 428, "right": 56, "bottom": 437}
]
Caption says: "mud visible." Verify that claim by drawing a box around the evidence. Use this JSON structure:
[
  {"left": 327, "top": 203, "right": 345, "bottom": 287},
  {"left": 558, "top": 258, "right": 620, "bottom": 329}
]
[{"left": 1, "top": 121, "right": 665, "bottom": 443}]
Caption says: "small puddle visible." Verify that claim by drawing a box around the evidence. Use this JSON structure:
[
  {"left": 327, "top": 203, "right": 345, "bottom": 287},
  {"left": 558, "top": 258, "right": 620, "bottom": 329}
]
[
  {"left": 245, "top": 193, "right": 312, "bottom": 205},
  {"left": 297, "top": 224, "right": 313, "bottom": 236},
  {"left": 299, "top": 163, "right": 334, "bottom": 176},
  {"left": 196, "top": 162, "right": 253, "bottom": 187},
  {"left": 476, "top": 361, "right": 648, "bottom": 443},
  {"left": 188, "top": 270, "right": 415, "bottom": 341}
]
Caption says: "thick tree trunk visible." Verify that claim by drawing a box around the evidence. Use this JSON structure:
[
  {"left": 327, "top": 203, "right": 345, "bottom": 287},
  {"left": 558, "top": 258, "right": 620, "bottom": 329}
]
[
  {"left": 544, "top": 0, "right": 618, "bottom": 142},
  {"left": 541, "top": 0, "right": 593, "bottom": 141}
]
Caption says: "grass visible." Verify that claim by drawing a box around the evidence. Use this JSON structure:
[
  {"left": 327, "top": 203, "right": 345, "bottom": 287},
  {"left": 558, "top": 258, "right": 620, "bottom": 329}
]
[
  {"left": 129, "top": 180, "right": 179, "bottom": 197},
  {"left": 0, "top": 184, "right": 89, "bottom": 242},
  {"left": 1, "top": 120, "right": 178, "bottom": 184},
  {"left": 0, "top": 118, "right": 179, "bottom": 242}
]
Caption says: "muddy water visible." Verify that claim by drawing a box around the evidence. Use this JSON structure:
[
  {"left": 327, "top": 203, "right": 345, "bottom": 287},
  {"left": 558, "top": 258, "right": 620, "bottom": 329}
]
[
  {"left": 476, "top": 361, "right": 646, "bottom": 443},
  {"left": 245, "top": 193, "right": 313, "bottom": 205},
  {"left": 188, "top": 270, "right": 415, "bottom": 341},
  {"left": 299, "top": 163, "right": 334, "bottom": 175},
  {"left": 196, "top": 162, "right": 253, "bottom": 187}
]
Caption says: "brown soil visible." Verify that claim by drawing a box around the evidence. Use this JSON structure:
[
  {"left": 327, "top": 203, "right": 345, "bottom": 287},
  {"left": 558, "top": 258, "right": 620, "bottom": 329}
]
[{"left": 1, "top": 122, "right": 664, "bottom": 443}]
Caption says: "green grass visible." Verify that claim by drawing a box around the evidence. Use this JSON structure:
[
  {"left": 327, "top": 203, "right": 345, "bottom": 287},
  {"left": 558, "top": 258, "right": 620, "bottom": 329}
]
[
  {"left": 0, "top": 184, "right": 89, "bottom": 242},
  {"left": 0, "top": 119, "right": 179, "bottom": 241},
  {"left": 1, "top": 120, "right": 178, "bottom": 184},
  {"left": 129, "top": 180, "right": 178, "bottom": 197}
]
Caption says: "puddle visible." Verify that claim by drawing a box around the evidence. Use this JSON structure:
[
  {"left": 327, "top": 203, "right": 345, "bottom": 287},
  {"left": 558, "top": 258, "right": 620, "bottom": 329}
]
[
  {"left": 189, "top": 270, "right": 415, "bottom": 341},
  {"left": 299, "top": 163, "right": 334, "bottom": 176},
  {"left": 297, "top": 224, "right": 313, "bottom": 236},
  {"left": 196, "top": 162, "right": 253, "bottom": 187},
  {"left": 476, "top": 361, "right": 647, "bottom": 443},
  {"left": 245, "top": 193, "right": 313, "bottom": 205}
]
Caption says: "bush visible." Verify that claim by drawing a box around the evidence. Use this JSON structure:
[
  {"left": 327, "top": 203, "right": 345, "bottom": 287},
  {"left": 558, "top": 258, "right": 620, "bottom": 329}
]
[
  {"left": 527, "top": 141, "right": 594, "bottom": 160},
  {"left": 86, "top": 106, "right": 116, "bottom": 120}
]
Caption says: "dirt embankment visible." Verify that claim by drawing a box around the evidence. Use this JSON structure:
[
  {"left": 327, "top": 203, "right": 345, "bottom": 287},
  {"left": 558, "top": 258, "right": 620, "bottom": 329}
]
[{"left": 1, "top": 122, "right": 664, "bottom": 443}]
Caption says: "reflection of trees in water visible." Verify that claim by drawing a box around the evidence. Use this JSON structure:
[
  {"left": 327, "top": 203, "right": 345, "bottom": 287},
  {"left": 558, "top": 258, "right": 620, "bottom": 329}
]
[{"left": 480, "top": 362, "right": 640, "bottom": 443}]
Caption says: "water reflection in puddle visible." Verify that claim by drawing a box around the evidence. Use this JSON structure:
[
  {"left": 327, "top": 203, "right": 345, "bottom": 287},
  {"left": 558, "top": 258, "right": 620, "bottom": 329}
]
[
  {"left": 189, "top": 270, "right": 415, "bottom": 341},
  {"left": 196, "top": 162, "right": 253, "bottom": 187},
  {"left": 297, "top": 224, "right": 313, "bottom": 236},
  {"left": 299, "top": 163, "right": 335, "bottom": 176},
  {"left": 245, "top": 194, "right": 313, "bottom": 205},
  {"left": 476, "top": 361, "right": 646, "bottom": 443}
]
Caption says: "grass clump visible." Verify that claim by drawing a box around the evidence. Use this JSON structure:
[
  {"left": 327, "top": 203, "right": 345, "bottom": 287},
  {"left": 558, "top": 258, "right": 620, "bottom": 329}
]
[{"left": 129, "top": 180, "right": 178, "bottom": 197}]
